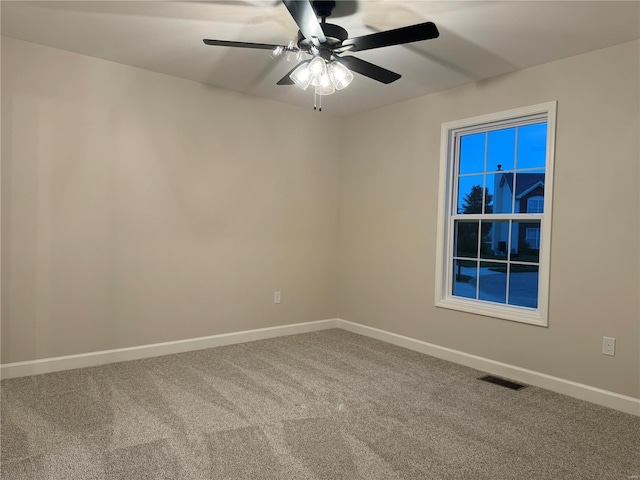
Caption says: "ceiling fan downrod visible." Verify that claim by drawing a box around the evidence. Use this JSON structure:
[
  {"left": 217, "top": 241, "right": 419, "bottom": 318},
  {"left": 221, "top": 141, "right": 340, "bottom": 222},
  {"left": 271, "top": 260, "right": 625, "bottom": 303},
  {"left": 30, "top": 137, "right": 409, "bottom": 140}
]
[{"left": 312, "top": 1, "right": 336, "bottom": 20}]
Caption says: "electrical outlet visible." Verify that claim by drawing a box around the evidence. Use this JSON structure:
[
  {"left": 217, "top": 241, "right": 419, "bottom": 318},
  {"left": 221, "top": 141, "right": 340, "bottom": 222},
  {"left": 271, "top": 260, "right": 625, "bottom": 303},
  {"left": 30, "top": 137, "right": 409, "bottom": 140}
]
[
  {"left": 602, "top": 337, "right": 615, "bottom": 356},
  {"left": 274, "top": 291, "right": 281, "bottom": 304}
]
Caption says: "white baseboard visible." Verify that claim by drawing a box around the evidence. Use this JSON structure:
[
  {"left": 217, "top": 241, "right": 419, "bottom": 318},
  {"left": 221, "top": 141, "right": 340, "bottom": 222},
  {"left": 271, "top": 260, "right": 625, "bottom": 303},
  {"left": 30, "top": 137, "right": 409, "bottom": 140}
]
[
  {"left": 0, "top": 319, "right": 340, "bottom": 380},
  {"left": 336, "top": 319, "right": 640, "bottom": 417},
  {"left": 2, "top": 317, "right": 638, "bottom": 416}
]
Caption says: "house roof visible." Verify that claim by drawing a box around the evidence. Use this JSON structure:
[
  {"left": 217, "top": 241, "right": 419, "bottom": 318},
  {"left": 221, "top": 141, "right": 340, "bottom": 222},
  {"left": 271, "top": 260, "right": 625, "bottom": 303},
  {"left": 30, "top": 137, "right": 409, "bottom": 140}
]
[{"left": 499, "top": 173, "right": 545, "bottom": 198}]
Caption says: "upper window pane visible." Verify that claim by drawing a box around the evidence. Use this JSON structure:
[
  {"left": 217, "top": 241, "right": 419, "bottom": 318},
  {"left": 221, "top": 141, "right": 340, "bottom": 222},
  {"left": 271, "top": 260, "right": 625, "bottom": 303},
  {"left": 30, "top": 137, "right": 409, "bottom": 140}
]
[
  {"left": 527, "top": 196, "right": 544, "bottom": 214},
  {"left": 486, "top": 173, "right": 514, "bottom": 214},
  {"left": 459, "top": 133, "right": 485, "bottom": 174},
  {"left": 517, "top": 123, "right": 547, "bottom": 169},
  {"left": 487, "top": 128, "right": 516, "bottom": 172},
  {"left": 457, "top": 175, "right": 485, "bottom": 214},
  {"left": 514, "top": 170, "right": 545, "bottom": 214}
]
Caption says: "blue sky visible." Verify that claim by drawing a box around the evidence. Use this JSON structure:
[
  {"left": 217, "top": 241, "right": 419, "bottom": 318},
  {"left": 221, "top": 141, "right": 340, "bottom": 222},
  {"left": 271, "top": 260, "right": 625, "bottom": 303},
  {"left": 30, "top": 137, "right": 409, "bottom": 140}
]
[{"left": 459, "top": 123, "right": 547, "bottom": 175}]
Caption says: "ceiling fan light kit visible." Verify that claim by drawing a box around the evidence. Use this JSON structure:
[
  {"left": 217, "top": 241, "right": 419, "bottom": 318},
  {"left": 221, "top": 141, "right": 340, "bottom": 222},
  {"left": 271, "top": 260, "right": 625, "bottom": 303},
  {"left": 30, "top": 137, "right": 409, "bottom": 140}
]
[
  {"left": 294, "top": 56, "right": 353, "bottom": 90},
  {"left": 203, "top": 0, "right": 439, "bottom": 111}
]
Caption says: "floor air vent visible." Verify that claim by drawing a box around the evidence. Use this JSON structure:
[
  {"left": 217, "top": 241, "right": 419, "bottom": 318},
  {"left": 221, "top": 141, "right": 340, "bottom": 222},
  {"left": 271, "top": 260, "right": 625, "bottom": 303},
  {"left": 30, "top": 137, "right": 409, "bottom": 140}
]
[{"left": 479, "top": 375, "right": 527, "bottom": 390}]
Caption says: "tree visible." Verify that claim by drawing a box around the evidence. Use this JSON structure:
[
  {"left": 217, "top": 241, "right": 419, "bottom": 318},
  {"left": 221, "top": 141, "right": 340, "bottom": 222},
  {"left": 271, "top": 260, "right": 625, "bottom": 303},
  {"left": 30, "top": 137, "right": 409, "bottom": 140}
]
[
  {"left": 455, "top": 186, "right": 494, "bottom": 272},
  {"left": 461, "top": 185, "right": 492, "bottom": 214}
]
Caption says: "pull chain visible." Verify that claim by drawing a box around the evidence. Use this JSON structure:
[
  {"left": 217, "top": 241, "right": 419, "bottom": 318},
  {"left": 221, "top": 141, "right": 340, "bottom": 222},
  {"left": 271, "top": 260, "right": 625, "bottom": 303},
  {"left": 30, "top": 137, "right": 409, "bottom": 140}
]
[{"left": 312, "top": 91, "right": 324, "bottom": 112}]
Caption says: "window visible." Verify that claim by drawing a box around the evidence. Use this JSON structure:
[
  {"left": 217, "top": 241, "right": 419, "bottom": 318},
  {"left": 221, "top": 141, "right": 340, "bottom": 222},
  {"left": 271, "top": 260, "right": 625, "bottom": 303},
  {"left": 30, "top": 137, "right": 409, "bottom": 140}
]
[
  {"left": 527, "top": 196, "right": 544, "bottom": 213},
  {"left": 435, "top": 102, "right": 556, "bottom": 326},
  {"left": 525, "top": 227, "right": 541, "bottom": 250}
]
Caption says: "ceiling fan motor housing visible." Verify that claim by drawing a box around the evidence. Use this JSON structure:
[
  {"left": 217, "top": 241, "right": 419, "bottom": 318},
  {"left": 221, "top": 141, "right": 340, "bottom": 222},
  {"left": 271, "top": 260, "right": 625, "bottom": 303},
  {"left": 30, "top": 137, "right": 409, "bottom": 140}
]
[{"left": 297, "top": 22, "right": 348, "bottom": 55}]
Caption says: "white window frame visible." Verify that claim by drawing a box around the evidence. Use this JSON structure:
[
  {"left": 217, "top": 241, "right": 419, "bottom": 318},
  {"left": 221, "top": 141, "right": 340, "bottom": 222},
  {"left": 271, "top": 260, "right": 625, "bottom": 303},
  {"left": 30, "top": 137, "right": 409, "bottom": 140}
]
[{"left": 434, "top": 102, "right": 557, "bottom": 327}]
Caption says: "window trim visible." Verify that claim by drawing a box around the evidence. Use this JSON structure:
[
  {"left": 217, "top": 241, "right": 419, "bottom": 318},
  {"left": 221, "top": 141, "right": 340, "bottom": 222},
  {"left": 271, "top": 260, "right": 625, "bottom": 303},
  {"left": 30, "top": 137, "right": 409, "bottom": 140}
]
[{"left": 434, "top": 102, "right": 557, "bottom": 327}]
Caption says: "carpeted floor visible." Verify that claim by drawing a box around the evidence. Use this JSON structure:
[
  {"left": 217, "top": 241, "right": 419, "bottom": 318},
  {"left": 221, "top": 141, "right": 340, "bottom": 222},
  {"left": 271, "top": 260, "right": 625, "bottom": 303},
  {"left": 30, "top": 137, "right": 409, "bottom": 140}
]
[{"left": 1, "top": 329, "right": 638, "bottom": 479}]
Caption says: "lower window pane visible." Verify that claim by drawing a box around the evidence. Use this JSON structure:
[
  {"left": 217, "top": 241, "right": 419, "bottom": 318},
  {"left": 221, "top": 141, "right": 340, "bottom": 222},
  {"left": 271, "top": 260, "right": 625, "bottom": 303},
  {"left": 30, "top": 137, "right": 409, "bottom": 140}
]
[
  {"left": 511, "top": 220, "right": 541, "bottom": 263},
  {"left": 508, "top": 264, "right": 539, "bottom": 308},
  {"left": 455, "top": 221, "right": 479, "bottom": 258},
  {"left": 480, "top": 220, "right": 509, "bottom": 260},
  {"left": 452, "top": 259, "right": 477, "bottom": 299},
  {"left": 478, "top": 262, "right": 507, "bottom": 304}
]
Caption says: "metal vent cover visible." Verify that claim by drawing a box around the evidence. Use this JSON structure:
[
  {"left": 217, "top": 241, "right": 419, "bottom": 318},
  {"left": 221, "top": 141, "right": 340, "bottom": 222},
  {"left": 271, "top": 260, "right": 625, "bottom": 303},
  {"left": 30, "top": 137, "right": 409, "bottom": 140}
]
[{"left": 479, "top": 375, "right": 527, "bottom": 390}]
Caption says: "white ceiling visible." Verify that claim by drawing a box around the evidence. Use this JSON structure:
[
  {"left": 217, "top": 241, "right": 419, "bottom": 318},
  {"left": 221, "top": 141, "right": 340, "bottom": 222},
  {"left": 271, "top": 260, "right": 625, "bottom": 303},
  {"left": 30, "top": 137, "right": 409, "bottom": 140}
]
[{"left": 2, "top": 1, "right": 639, "bottom": 116}]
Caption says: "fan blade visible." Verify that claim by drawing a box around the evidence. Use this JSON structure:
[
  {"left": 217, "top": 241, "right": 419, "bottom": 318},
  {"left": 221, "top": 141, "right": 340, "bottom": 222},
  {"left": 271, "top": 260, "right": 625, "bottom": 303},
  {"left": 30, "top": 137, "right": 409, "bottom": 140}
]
[
  {"left": 203, "top": 39, "right": 282, "bottom": 50},
  {"left": 282, "top": 0, "right": 326, "bottom": 43},
  {"left": 341, "top": 22, "right": 439, "bottom": 52},
  {"left": 277, "top": 61, "right": 307, "bottom": 85},
  {"left": 335, "top": 56, "right": 401, "bottom": 84}
]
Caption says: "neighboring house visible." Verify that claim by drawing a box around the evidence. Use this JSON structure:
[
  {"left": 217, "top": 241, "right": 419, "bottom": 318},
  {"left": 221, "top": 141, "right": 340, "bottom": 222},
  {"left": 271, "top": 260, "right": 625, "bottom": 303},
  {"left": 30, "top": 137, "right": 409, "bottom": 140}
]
[{"left": 491, "top": 172, "right": 545, "bottom": 255}]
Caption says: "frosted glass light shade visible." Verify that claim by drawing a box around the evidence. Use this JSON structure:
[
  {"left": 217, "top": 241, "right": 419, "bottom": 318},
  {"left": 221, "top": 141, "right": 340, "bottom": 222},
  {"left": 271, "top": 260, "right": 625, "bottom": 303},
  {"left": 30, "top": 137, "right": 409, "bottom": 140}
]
[
  {"left": 308, "top": 57, "right": 328, "bottom": 87},
  {"left": 290, "top": 60, "right": 311, "bottom": 90},
  {"left": 327, "top": 61, "right": 353, "bottom": 90},
  {"left": 315, "top": 68, "right": 335, "bottom": 95},
  {"left": 315, "top": 83, "right": 335, "bottom": 95}
]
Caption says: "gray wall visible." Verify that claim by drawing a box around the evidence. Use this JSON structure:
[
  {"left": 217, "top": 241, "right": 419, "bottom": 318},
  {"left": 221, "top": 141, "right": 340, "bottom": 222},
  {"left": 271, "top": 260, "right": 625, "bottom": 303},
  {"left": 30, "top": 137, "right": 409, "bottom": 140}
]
[
  {"left": 1, "top": 37, "right": 341, "bottom": 362},
  {"left": 2, "top": 36, "right": 639, "bottom": 400},
  {"left": 337, "top": 40, "right": 640, "bottom": 398}
]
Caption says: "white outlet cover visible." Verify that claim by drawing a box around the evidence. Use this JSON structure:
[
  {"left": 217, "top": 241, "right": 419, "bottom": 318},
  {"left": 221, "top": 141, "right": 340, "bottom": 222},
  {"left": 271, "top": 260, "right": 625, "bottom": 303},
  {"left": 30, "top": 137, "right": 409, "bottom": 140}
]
[{"left": 602, "top": 336, "right": 615, "bottom": 356}]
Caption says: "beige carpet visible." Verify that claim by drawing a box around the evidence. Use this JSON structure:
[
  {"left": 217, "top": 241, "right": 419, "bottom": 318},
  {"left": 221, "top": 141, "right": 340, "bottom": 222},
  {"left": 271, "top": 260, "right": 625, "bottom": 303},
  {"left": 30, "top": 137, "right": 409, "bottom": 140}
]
[{"left": 1, "top": 329, "right": 639, "bottom": 479}]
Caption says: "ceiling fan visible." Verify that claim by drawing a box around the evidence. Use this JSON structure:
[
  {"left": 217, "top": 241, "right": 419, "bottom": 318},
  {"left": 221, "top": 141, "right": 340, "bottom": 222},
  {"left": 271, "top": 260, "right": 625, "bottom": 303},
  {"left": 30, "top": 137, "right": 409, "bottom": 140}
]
[{"left": 203, "top": 0, "right": 439, "bottom": 107}]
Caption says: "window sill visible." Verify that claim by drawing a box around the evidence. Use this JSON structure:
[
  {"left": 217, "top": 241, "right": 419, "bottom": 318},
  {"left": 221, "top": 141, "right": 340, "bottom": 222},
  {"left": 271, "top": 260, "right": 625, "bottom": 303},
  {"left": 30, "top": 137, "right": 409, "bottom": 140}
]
[{"left": 435, "top": 296, "right": 548, "bottom": 327}]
